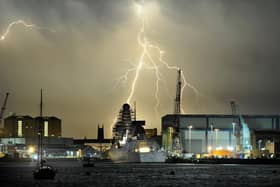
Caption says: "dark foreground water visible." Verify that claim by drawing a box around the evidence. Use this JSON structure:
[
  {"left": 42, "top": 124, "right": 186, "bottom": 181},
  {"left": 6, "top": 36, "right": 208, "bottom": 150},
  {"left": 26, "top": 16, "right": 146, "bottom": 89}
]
[{"left": 0, "top": 160, "right": 280, "bottom": 186}]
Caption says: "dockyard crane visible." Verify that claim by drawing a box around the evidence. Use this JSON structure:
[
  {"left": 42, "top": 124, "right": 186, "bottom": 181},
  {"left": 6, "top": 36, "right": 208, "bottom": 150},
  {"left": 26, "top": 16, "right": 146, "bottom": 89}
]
[
  {"left": 172, "top": 69, "right": 183, "bottom": 153},
  {"left": 174, "top": 69, "right": 182, "bottom": 115},
  {"left": 0, "top": 92, "right": 9, "bottom": 125},
  {"left": 230, "top": 101, "right": 252, "bottom": 157},
  {"left": 231, "top": 101, "right": 241, "bottom": 154}
]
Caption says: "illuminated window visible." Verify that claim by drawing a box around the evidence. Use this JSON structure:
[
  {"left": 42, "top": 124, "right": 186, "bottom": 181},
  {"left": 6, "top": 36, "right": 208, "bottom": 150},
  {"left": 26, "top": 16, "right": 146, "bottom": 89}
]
[
  {"left": 18, "top": 120, "right": 22, "bottom": 137},
  {"left": 44, "top": 121, "right": 48, "bottom": 137}
]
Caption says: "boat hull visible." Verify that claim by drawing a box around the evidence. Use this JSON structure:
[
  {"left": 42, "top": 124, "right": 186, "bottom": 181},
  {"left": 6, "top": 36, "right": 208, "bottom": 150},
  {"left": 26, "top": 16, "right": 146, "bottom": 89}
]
[{"left": 109, "top": 149, "right": 166, "bottom": 163}]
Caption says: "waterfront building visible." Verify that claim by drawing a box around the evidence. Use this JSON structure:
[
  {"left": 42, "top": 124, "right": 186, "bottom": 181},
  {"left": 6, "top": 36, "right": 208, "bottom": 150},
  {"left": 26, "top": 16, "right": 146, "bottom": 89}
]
[
  {"left": 3, "top": 115, "right": 61, "bottom": 138},
  {"left": 162, "top": 114, "right": 280, "bottom": 158}
]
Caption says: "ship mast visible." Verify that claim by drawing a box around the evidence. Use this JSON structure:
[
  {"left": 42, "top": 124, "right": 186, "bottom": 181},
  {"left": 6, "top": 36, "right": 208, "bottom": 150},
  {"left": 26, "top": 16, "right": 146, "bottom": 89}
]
[
  {"left": 40, "top": 89, "right": 43, "bottom": 117},
  {"left": 38, "top": 89, "right": 43, "bottom": 166}
]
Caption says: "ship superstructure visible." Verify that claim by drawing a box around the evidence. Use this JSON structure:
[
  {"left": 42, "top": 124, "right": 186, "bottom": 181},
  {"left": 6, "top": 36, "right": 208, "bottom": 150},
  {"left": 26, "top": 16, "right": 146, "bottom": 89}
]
[
  {"left": 112, "top": 103, "right": 145, "bottom": 144},
  {"left": 110, "top": 103, "right": 165, "bottom": 162}
]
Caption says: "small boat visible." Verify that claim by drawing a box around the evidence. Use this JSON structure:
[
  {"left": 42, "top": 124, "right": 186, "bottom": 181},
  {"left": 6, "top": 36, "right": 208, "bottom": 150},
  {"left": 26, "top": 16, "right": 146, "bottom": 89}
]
[
  {"left": 33, "top": 165, "right": 56, "bottom": 180},
  {"left": 33, "top": 90, "right": 56, "bottom": 180},
  {"left": 33, "top": 129, "right": 57, "bottom": 180}
]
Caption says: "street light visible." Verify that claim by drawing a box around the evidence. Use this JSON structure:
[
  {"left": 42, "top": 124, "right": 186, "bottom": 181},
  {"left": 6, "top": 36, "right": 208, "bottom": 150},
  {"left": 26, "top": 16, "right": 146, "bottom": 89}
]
[
  {"left": 232, "top": 122, "right": 236, "bottom": 150},
  {"left": 208, "top": 146, "right": 212, "bottom": 153},
  {"left": 210, "top": 124, "right": 214, "bottom": 150},
  {"left": 28, "top": 146, "right": 35, "bottom": 154},
  {"left": 188, "top": 125, "right": 193, "bottom": 153},
  {"left": 214, "top": 128, "right": 219, "bottom": 149}
]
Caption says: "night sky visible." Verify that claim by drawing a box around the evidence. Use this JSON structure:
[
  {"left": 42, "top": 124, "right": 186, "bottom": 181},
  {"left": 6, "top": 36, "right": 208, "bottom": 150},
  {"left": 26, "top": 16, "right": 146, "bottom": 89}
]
[{"left": 0, "top": 0, "right": 280, "bottom": 138}]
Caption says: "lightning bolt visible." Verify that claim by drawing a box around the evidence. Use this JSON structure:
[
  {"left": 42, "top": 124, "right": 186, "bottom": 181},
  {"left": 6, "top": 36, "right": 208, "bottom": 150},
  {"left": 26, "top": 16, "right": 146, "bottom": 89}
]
[
  {"left": 117, "top": 1, "right": 200, "bottom": 116},
  {"left": 148, "top": 44, "right": 201, "bottom": 113},
  {"left": 0, "top": 19, "right": 55, "bottom": 41},
  {"left": 125, "top": 2, "right": 162, "bottom": 117},
  {"left": 114, "top": 66, "right": 137, "bottom": 89}
]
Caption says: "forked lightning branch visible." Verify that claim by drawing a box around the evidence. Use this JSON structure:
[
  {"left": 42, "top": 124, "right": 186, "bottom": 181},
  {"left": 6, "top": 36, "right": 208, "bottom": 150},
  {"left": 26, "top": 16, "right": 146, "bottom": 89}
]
[{"left": 117, "top": 1, "right": 200, "bottom": 116}]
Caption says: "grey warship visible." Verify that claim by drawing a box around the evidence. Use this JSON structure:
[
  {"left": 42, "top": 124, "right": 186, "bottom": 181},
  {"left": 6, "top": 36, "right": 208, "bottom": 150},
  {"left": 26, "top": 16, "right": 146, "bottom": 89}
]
[{"left": 109, "top": 103, "right": 166, "bottom": 163}]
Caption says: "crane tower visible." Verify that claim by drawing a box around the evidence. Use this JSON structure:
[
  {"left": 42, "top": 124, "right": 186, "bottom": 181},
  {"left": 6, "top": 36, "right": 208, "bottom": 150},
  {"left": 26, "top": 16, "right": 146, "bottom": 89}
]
[
  {"left": 174, "top": 69, "right": 182, "bottom": 114},
  {"left": 0, "top": 93, "right": 9, "bottom": 127}
]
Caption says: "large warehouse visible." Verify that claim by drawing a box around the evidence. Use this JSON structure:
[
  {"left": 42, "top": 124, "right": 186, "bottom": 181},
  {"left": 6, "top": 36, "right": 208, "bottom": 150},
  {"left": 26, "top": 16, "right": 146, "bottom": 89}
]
[
  {"left": 0, "top": 115, "right": 83, "bottom": 159},
  {"left": 3, "top": 115, "right": 62, "bottom": 138},
  {"left": 162, "top": 114, "right": 280, "bottom": 157}
]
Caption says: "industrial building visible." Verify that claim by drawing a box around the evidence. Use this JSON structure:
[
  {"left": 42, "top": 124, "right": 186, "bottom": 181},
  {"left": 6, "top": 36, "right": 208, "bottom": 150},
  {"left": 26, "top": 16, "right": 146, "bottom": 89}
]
[
  {"left": 161, "top": 69, "right": 280, "bottom": 158},
  {"left": 0, "top": 136, "right": 80, "bottom": 159},
  {"left": 0, "top": 114, "right": 73, "bottom": 159},
  {"left": 0, "top": 115, "right": 102, "bottom": 159},
  {"left": 0, "top": 119, "right": 97, "bottom": 159},
  {"left": 0, "top": 90, "right": 101, "bottom": 159},
  {"left": 162, "top": 114, "right": 280, "bottom": 158},
  {"left": 3, "top": 115, "right": 61, "bottom": 138}
]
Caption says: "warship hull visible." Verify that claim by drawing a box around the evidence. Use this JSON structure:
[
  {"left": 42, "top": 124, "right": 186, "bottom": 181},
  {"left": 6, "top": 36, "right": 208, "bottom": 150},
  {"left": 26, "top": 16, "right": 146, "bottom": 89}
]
[{"left": 109, "top": 149, "right": 166, "bottom": 163}]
